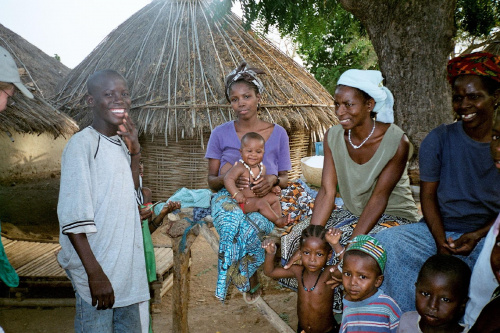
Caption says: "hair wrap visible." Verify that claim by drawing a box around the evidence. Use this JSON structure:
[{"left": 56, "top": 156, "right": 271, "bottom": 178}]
[
  {"left": 337, "top": 69, "right": 394, "bottom": 123},
  {"left": 447, "top": 52, "right": 500, "bottom": 84},
  {"left": 346, "top": 235, "right": 387, "bottom": 272},
  {"left": 225, "top": 62, "right": 265, "bottom": 102}
]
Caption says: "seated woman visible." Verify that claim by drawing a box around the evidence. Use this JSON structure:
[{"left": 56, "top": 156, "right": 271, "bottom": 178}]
[
  {"left": 205, "top": 62, "right": 291, "bottom": 302},
  {"left": 375, "top": 52, "right": 500, "bottom": 313},
  {"left": 281, "top": 69, "right": 419, "bottom": 311}
]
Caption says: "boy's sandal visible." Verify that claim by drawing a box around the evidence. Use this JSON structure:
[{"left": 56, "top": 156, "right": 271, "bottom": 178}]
[{"left": 242, "top": 282, "right": 261, "bottom": 305}]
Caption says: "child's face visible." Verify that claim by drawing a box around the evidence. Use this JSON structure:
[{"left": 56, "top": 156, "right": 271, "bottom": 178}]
[
  {"left": 491, "top": 232, "right": 500, "bottom": 283},
  {"left": 300, "top": 237, "right": 330, "bottom": 273},
  {"left": 342, "top": 253, "right": 383, "bottom": 302},
  {"left": 415, "top": 273, "right": 466, "bottom": 329},
  {"left": 240, "top": 138, "right": 264, "bottom": 167},
  {"left": 88, "top": 75, "right": 131, "bottom": 133}
]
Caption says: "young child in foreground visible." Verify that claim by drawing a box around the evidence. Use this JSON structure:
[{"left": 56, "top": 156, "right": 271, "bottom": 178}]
[
  {"left": 396, "top": 254, "right": 471, "bottom": 333},
  {"left": 224, "top": 132, "right": 292, "bottom": 227},
  {"left": 263, "top": 225, "right": 340, "bottom": 333},
  {"left": 340, "top": 235, "right": 402, "bottom": 333}
]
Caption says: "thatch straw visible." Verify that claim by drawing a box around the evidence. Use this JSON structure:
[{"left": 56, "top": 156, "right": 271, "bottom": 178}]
[
  {"left": 0, "top": 24, "right": 78, "bottom": 138},
  {"left": 52, "top": 0, "right": 338, "bottom": 145}
]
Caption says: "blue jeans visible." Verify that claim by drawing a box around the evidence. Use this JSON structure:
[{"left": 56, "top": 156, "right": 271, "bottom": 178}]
[{"left": 74, "top": 292, "right": 141, "bottom": 333}]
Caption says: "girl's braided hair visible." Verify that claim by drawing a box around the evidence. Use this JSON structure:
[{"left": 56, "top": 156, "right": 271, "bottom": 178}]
[{"left": 300, "top": 225, "right": 327, "bottom": 246}]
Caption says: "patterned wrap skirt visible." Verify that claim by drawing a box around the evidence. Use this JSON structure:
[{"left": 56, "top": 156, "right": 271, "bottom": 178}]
[{"left": 211, "top": 188, "right": 275, "bottom": 301}]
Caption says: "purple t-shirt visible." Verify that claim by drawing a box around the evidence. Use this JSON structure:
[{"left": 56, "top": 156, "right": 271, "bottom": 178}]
[{"left": 205, "top": 121, "right": 291, "bottom": 176}]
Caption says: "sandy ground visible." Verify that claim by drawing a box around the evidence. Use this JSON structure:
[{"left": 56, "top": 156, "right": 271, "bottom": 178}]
[{"left": 0, "top": 177, "right": 300, "bottom": 333}]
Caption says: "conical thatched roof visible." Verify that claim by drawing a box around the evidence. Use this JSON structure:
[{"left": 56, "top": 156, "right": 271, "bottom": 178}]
[
  {"left": 484, "top": 31, "right": 500, "bottom": 56},
  {"left": 0, "top": 24, "right": 78, "bottom": 138},
  {"left": 52, "top": 0, "right": 337, "bottom": 145}
]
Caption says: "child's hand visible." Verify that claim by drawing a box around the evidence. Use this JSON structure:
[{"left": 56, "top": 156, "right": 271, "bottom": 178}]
[
  {"left": 262, "top": 239, "right": 277, "bottom": 254},
  {"left": 139, "top": 204, "right": 153, "bottom": 221},
  {"left": 272, "top": 185, "right": 281, "bottom": 196},
  {"left": 161, "top": 201, "right": 181, "bottom": 214},
  {"left": 235, "top": 192, "right": 246, "bottom": 204},
  {"left": 325, "top": 265, "right": 343, "bottom": 289},
  {"left": 326, "top": 228, "right": 342, "bottom": 245}
]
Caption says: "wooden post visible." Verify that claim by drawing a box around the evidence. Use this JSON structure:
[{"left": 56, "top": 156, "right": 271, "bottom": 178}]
[{"left": 171, "top": 225, "right": 199, "bottom": 333}]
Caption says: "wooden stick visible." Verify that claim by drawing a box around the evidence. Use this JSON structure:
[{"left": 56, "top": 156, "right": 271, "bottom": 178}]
[{"left": 171, "top": 225, "right": 199, "bottom": 333}]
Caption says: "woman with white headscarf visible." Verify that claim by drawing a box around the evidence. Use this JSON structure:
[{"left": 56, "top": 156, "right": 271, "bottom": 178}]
[{"left": 280, "top": 69, "right": 419, "bottom": 312}]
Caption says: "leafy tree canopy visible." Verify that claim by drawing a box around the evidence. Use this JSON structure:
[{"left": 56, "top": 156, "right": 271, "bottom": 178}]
[{"left": 232, "top": 0, "right": 499, "bottom": 95}]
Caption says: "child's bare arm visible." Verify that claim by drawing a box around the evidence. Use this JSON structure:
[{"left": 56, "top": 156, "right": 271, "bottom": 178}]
[
  {"left": 262, "top": 239, "right": 296, "bottom": 279},
  {"left": 224, "top": 163, "right": 245, "bottom": 199},
  {"left": 326, "top": 228, "right": 344, "bottom": 255}
]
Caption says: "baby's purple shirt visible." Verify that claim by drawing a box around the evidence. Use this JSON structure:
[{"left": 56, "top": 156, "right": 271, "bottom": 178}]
[{"left": 205, "top": 121, "right": 291, "bottom": 176}]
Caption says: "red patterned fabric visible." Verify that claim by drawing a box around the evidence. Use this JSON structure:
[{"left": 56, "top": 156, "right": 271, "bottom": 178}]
[{"left": 447, "top": 52, "right": 500, "bottom": 83}]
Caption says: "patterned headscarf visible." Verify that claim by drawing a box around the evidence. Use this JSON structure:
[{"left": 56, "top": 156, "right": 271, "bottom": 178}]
[
  {"left": 337, "top": 69, "right": 395, "bottom": 123},
  {"left": 447, "top": 52, "right": 500, "bottom": 84},
  {"left": 225, "top": 62, "right": 265, "bottom": 102},
  {"left": 346, "top": 235, "right": 387, "bottom": 272}
]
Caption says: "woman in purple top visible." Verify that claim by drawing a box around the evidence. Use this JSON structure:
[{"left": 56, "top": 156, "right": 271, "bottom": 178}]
[{"left": 205, "top": 62, "right": 291, "bottom": 302}]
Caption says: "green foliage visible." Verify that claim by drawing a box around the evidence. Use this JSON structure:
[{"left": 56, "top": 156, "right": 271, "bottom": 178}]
[
  {"left": 232, "top": 0, "right": 499, "bottom": 94},
  {"left": 456, "top": 0, "right": 500, "bottom": 37},
  {"left": 54, "top": 54, "right": 61, "bottom": 62}
]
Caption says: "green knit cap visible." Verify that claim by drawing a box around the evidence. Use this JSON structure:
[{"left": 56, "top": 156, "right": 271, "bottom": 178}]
[{"left": 346, "top": 235, "right": 387, "bottom": 272}]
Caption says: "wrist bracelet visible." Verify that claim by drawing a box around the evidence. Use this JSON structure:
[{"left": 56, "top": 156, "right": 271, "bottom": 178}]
[
  {"left": 334, "top": 247, "right": 345, "bottom": 259},
  {"left": 129, "top": 147, "right": 142, "bottom": 156},
  {"left": 232, "top": 191, "right": 240, "bottom": 199}
]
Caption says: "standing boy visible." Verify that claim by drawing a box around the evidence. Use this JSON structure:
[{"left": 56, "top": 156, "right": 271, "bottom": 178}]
[
  {"left": 57, "top": 70, "right": 149, "bottom": 332},
  {"left": 340, "top": 235, "right": 402, "bottom": 333}
]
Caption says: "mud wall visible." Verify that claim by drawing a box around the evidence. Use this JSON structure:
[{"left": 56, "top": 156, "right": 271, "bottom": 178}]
[{"left": 0, "top": 133, "right": 70, "bottom": 180}]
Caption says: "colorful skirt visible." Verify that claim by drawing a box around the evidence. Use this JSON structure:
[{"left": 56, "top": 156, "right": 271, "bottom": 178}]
[
  {"left": 211, "top": 188, "right": 275, "bottom": 301},
  {"left": 280, "top": 207, "right": 416, "bottom": 312}
]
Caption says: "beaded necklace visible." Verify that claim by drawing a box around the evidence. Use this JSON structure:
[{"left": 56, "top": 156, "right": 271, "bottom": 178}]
[
  {"left": 301, "top": 267, "right": 325, "bottom": 292},
  {"left": 239, "top": 159, "right": 263, "bottom": 180},
  {"left": 348, "top": 118, "right": 376, "bottom": 149}
]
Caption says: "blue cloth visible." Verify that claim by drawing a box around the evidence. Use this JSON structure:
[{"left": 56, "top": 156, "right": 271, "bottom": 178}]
[
  {"left": 211, "top": 189, "right": 274, "bottom": 301},
  {"left": 419, "top": 122, "right": 500, "bottom": 232},
  {"left": 375, "top": 222, "right": 485, "bottom": 312},
  {"left": 166, "top": 188, "right": 212, "bottom": 208}
]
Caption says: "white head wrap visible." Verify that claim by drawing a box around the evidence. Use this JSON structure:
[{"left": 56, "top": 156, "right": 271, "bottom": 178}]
[{"left": 337, "top": 69, "right": 394, "bottom": 123}]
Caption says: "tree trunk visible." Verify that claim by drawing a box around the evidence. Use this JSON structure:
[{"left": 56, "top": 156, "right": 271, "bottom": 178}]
[{"left": 340, "top": 0, "right": 456, "bottom": 169}]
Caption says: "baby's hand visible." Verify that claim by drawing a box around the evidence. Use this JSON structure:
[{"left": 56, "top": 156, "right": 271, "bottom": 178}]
[
  {"left": 235, "top": 192, "right": 246, "bottom": 204},
  {"left": 326, "top": 228, "right": 342, "bottom": 245},
  {"left": 262, "top": 239, "right": 277, "bottom": 254},
  {"left": 272, "top": 185, "right": 281, "bottom": 196}
]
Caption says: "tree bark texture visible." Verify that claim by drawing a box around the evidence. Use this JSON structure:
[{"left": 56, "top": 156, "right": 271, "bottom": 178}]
[{"left": 340, "top": 0, "right": 456, "bottom": 166}]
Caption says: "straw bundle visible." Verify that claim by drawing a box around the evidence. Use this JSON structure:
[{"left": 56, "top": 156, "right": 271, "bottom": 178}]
[
  {"left": 0, "top": 24, "right": 78, "bottom": 138},
  {"left": 52, "top": 0, "right": 338, "bottom": 199}
]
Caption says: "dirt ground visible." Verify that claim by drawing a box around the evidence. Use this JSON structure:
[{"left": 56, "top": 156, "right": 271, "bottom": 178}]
[{"left": 0, "top": 176, "right": 299, "bottom": 333}]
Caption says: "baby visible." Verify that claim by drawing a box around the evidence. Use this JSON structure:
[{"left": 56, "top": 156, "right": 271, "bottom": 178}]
[
  {"left": 397, "top": 254, "right": 471, "bottom": 333},
  {"left": 224, "top": 132, "right": 291, "bottom": 227},
  {"left": 263, "top": 225, "right": 340, "bottom": 333},
  {"left": 340, "top": 235, "right": 402, "bottom": 333}
]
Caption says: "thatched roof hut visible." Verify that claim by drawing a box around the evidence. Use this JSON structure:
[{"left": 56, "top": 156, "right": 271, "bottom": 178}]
[
  {"left": 0, "top": 24, "right": 78, "bottom": 138},
  {"left": 52, "top": 0, "right": 337, "bottom": 199}
]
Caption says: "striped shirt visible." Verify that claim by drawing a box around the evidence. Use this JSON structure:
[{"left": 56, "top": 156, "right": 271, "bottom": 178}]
[{"left": 341, "top": 289, "right": 402, "bottom": 332}]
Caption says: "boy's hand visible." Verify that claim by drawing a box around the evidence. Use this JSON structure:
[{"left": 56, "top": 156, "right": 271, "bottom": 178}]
[
  {"left": 139, "top": 204, "right": 153, "bottom": 221},
  {"left": 118, "top": 112, "right": 140, "bottom": 154},
  {"left": 88, "top": 270, "right": 115, "bottom": 310},
  {"left": 262, "top": 239, "right": 277, "bottom": 254},
  {"left": 283, "top": 249, "right": 301, "bottom": 269},
  {"left": 326, "top": 228, "right": 342, "bottom": 245},
  {"left": 325, "top": 265, "right": 342, "bottom": 289}
]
